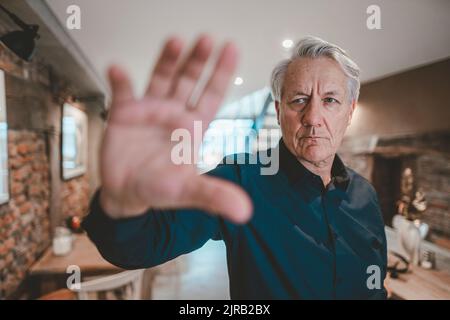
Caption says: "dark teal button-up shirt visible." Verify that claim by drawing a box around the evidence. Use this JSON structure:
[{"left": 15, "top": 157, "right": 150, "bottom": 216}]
[{"left": 82, "top": 140, "right": 387, "bottom": 299}]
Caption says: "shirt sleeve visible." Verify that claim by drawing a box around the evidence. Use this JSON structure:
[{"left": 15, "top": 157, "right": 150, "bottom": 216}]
[{"left": 81, "top": 162, "right": 241, "bottom": 269}]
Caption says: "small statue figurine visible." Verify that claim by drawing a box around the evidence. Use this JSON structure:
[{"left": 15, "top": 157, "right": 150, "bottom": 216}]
[
  {"left": 412, "top": 190, "right": 427, "bottom": 213},
  {"left": 397, "top": 168, "right": 427, "bottom": 221},
  {"left": 395, "top": 168, "right": 428, "bottom": 265}
]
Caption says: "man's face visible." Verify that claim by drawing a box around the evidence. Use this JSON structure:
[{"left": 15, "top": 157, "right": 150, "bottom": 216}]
[{"left": 275, "top": 57, "right": 356, "bottom": 165}]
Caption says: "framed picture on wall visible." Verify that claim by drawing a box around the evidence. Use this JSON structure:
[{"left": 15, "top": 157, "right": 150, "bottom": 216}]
[
  {"left": 61, "top": 103, "right": 88, "bottom": 180},
  {"left": 0, "top": 70, "right": 9, "bottom": 204}
]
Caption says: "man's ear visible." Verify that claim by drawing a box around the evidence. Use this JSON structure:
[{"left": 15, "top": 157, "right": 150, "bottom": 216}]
[
  {"left": 347, "top": 100, "right": 356, "bottom": 126},
  {"left": 275, "top": 100, "right": 281, "bottom": 125}
]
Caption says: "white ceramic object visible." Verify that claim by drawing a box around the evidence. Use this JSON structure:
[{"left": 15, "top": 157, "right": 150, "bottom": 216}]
[
  {"left": 52, "top": 227, "right": 73, "bottom": 256},
  {"left": 393, "top": 215, "right": 426, "bottom": 265}
]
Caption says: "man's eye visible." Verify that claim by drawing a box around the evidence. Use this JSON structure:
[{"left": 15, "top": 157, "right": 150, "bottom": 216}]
[
  {"left": 323, "top": 97, "right": 339, "bottom": 104},
  {"left": 291, "top": 98, "right": 308, "bottom": 104}
]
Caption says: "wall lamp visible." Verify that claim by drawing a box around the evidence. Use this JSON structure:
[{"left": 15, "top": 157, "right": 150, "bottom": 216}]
[{"left": 0, "top": 3, "right": 40, "bottom": 61}]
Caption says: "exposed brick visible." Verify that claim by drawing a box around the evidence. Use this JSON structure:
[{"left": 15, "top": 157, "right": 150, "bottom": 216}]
[
  {"left": 61, "top": 175, "right": 90, "bottom": 219},
  {"left": 9, "top": 157, "right": 24, "bottom": 170},
  {"left": 3, "top": 214, "right": 13, "bottom": 226},
  {"left": 12, "top": 166, "right": 31, "bottom": 182},
  {"left": 1, "top": 130, "right": 52, "bottom": 299},
  {"left": 10, "top": 182, "right": 24, "bottom": 196},
  {"left": 17, "top": 144, "right": 29, "bottom": 156},
  {"left": 8, "top": 145, "right": 17, "bottom": 157},
  {"left": 4, "top": 238, "right": 15, "bottom": 250},
  {"left": 28, "top": 185, "right": 41, "bottom": 197},
  {"left": 13, "top": 195, "right": 26, "bottom": 205},
  {"left": 19, "top": 202, "right": 32, "bottom": 215}
]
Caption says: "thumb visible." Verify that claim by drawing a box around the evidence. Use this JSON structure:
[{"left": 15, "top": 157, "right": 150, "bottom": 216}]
[{"left": 183, "top": 175, "right": 253, "bottom": 224}]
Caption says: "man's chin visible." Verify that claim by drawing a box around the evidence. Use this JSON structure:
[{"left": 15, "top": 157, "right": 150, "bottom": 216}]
[{"left": 297, "top": 149, "right": 333, "bottom": 165}]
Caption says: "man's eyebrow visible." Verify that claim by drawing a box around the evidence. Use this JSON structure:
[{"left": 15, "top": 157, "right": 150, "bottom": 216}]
[
  {"left": 290, "top": 91, "right": 310, "bottom": 97},
  {"left": 289, "top": 90, "right": 343, "bottom": 97},
  {"left": 323, "top": 90, "right": 342, "bottom": 96}
]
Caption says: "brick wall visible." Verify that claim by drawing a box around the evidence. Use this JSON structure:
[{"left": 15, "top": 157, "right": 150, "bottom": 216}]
[
  {"left": 340, "top": 132, "right": 450, "bottom": 243},
  {"left": 416, "top": 153, "right": 450, "bottom": 239},
  {"left": 61, "top": 175, "right": 90, "bottom": 220},
  {"left": 0, "top": 43, "right": 94, "bottom": 299},
  {"left": 0, "top": 130, "right": 51, "bottom": 298}
]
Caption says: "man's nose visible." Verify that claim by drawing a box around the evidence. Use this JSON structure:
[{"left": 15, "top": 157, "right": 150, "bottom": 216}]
[{"left": 301, "top": 98, "right": 322, "bottom": 127}]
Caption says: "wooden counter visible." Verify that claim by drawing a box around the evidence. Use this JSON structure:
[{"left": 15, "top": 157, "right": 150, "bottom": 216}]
[{"left": 385, "top": 265, "right": 450, "bottom": 300}]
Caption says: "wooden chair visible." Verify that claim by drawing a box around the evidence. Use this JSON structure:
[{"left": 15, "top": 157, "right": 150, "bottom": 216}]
[{"left": 39, "top": 269, "right": 145, "bottom": 300}]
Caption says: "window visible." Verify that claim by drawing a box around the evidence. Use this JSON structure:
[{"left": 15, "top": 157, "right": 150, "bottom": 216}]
[{"left": 198, "top": 119, "right": 255, "bottom": 172}]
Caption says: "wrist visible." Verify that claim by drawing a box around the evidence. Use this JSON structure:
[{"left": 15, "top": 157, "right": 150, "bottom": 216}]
[{"left": 99, "top": 189, "right": 148, "bottom": 219}]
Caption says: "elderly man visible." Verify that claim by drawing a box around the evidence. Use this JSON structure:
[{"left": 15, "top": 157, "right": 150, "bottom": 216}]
[{"left": 83, "top": 35, "right": 387, "bottom": 299}]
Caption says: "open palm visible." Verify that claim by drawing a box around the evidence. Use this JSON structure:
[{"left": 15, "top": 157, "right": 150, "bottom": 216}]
[{"left": 99, "top": 36, "right": 252, "bottom": 223}]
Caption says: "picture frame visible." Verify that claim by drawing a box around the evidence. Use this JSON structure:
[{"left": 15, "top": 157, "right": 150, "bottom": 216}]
[
  {"left": 61, "top": 103, "right": 88, "bottom": 180},
  {"left": 0, "top": 69, "right": 9, "bottom": 204}
]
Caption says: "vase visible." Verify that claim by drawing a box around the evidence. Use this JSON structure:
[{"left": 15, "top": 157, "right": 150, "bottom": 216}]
[{"left": 397, "top": 218, "right": 422, "bottom": 265}]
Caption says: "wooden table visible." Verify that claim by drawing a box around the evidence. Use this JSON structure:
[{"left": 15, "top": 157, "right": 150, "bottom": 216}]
[
  {"left": 29, "top": 233, "right": 124, "bottom": 298},
  {"left": 30, "top": 233, "right": 122, "bottom": 277},
  {"left": 385, "top": 265, "right": 450, "bottom": 300},
  {"left": 29, "top": 233, "right": 157, "bottom": 299}
]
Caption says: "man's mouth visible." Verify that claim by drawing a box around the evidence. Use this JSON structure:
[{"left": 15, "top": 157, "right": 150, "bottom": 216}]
[{"left": 299, "top": 136, "right": 329, "bottom": 146}]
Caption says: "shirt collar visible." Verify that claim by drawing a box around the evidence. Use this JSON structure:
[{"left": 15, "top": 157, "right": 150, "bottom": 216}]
[{"left": 277, "top": 138, "right": 350, "bottom": 194}]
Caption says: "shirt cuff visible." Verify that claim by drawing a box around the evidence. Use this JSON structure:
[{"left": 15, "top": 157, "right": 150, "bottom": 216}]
[{"left": 81, "top": 189, "right": 151, "bottom": 244}]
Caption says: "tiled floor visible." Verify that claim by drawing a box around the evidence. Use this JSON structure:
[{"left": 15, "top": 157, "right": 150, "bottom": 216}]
[{"left": 151, "top": 240, "right": 230, "bottom": 300}]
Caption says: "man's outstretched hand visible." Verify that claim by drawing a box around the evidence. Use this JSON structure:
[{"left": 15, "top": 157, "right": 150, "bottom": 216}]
[{"left": 99, "top": 35, "right": 253, "bottom": 223}]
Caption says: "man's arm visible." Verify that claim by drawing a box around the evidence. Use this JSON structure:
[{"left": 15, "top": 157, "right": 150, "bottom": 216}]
[
  {"left": 82, "top": 162, "right": 239, "bottom": 269},
  {"left": 82, "top": 36, "right": 252, "bottom": 269}
]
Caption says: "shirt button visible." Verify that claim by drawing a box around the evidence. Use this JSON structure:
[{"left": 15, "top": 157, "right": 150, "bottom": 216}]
[{"left": 371, "top": 238, "right": 382, "bottom": 250}]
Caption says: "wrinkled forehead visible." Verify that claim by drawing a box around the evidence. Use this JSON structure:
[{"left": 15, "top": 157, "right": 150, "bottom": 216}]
[{"left": 283, "top": 57, "right": 348, "bottom": 98}]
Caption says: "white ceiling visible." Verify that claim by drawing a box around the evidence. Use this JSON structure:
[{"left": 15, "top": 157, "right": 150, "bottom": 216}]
[{"left": 45, "top": 0, "right": 450, "bottom": 105}]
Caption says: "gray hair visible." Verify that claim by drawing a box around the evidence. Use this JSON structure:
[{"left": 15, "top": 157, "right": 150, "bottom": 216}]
[{"left": 270, "top": 36, "right": 360, "bottom": 103}]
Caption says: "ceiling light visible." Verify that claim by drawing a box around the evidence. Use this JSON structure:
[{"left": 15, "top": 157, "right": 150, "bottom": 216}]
[
  {"left": 234, "top": 77, "right": 243, "bottom": 86},
  {"left": 282, "top": 39, "right": 294, "bottom": 49}
]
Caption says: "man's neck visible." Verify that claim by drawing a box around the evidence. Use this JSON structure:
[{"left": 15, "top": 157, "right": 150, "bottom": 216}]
[{"left": 297, "top": 155, "right": 335, "bottom": 187}]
